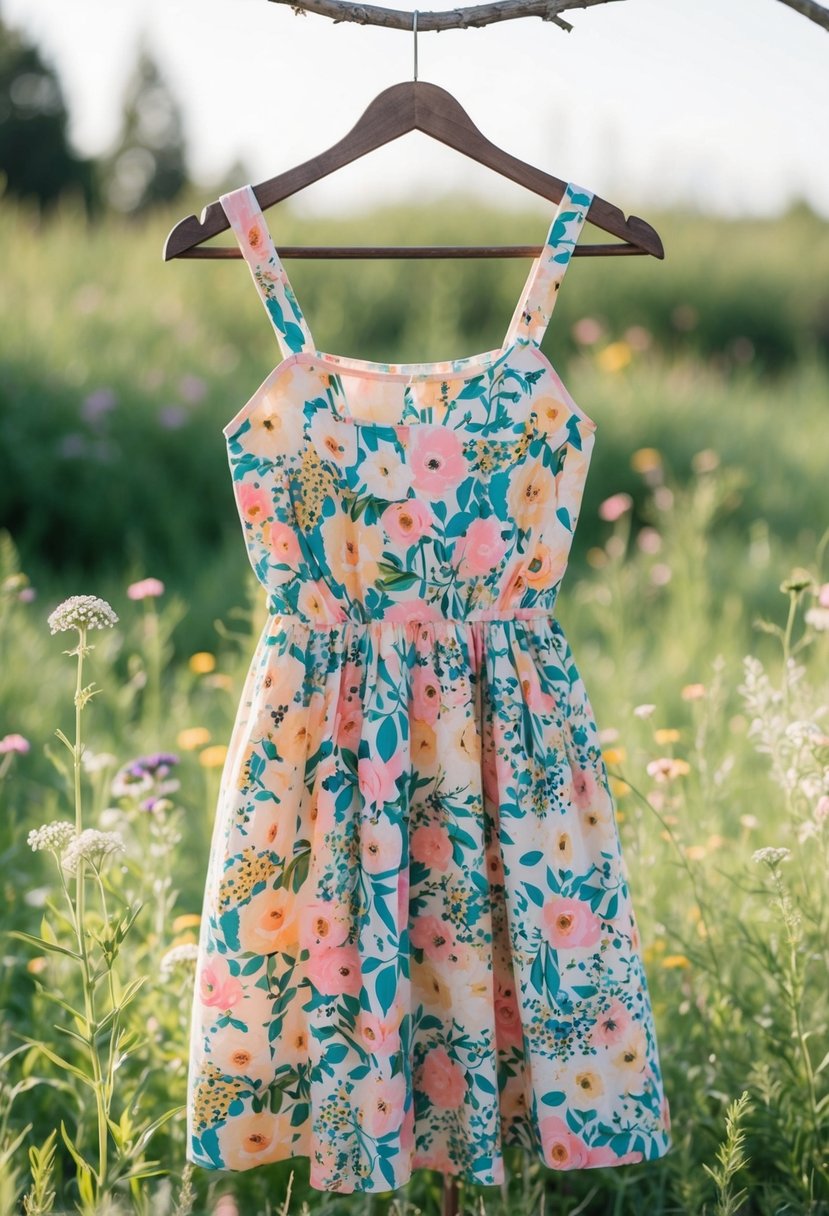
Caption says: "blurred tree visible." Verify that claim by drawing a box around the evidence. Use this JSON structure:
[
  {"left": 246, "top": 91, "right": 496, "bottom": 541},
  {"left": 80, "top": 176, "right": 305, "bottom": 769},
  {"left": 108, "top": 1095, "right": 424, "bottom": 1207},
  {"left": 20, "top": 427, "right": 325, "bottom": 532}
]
[
  {"left": 0, "top": 16, "right": 97, "bottom": 212},
  {"left": 101, "top": 41, "right": 189, "bottom": 215}
]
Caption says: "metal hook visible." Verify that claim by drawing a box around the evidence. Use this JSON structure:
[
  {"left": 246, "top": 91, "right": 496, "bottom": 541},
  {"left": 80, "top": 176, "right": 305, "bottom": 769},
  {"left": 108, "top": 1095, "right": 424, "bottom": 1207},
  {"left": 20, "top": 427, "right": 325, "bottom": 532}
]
[{"left": 413, "top": 10, "right": 418, "bottom": 82}]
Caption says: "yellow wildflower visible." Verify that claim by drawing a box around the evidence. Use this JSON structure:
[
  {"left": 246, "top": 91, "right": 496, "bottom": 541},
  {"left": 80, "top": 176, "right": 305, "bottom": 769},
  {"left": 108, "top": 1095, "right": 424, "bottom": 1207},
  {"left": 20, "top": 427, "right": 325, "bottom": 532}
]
[
  {"left": 199, "top": 745, "right": 228, "bottom": 768},
  {"left": 177, "top": 727, "right": 211, "bottom": 750},
  {"left": 172, "top": 913, "right": 201, "bottom": 932},
  {"left": 654, "top": 728, "right": 681, "bottom": 745},
  {"left": 189, "top": 652, "right": 216, "bottom": 674},
  {"left": 603, "top": 746, "right": 627, "bottom": 767},
  {"left": 630, "top": 447, "right": 662, "bottom": 474},
  {"left": 596, "top": 341, "right": 632, "bottom": 374},
  {"left": 662, "top": 954, "right": 691, "bottom": 969}
]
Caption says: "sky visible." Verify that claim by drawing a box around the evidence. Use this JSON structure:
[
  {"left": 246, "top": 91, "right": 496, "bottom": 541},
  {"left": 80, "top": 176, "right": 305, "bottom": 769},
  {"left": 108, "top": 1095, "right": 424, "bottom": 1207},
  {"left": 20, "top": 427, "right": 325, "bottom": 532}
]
[{"left": 4, "top": 0, "right": 829, "bottom": 220}]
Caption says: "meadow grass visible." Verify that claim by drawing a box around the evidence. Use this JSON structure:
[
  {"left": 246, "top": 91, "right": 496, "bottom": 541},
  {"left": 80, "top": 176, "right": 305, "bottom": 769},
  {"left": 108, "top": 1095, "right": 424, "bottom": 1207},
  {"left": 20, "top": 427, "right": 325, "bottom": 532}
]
[{"left": 1, "top": 190, "right": 827, "bottom": 1214}]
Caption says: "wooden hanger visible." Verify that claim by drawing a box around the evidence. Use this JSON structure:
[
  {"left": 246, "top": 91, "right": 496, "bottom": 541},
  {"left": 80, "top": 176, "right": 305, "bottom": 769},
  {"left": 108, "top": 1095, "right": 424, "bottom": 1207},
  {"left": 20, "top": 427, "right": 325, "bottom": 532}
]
[{"left": 163, "top": 79, "right": 664, "bottom": 261}]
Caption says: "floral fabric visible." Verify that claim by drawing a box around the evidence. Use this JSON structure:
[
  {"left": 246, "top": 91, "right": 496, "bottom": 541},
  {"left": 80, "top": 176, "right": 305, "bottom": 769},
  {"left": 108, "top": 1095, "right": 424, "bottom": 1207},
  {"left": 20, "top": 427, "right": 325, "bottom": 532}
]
[{"left": 185, "top": 181, "right": 672, "bottom": 1192}]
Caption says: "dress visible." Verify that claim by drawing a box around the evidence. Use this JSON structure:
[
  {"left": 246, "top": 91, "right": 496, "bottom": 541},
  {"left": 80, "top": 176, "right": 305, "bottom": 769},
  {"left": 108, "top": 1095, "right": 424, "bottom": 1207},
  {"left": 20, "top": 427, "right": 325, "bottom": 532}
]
[{"left": 185, "top": 180, "right": 672, "bottom": 1193}]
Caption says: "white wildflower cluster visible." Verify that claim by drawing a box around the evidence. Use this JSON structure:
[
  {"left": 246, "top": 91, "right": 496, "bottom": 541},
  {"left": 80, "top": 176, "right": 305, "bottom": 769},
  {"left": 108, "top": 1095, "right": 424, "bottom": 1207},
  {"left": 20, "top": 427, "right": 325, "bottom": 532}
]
[
  {"left": 27, "top": 821, "right": 76, "bottom": 854},
  {"left": 752, "top": 846, "right": 792, "bottom": 868},
  {"left": 81, "top": 748, "right": 118, "bottom": 774},
  {"left": 47, "top": 595, "right": 118, "bottom": 634},
  {"left": 159, "top": 943, "right": 199, "bottom": 979},
  {"left": 61, "top": 828, "right": 126, "bottom": 875}
]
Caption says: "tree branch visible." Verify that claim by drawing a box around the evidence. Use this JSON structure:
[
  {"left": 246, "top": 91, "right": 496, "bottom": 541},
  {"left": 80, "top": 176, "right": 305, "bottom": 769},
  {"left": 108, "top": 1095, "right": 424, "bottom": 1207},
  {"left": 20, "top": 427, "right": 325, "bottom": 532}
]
[
  {"left": 270, "top": 0, "right": 829, "bottom": 31},
  {"left": 271, "top": 0, "right": 619, "bottom": 33}
]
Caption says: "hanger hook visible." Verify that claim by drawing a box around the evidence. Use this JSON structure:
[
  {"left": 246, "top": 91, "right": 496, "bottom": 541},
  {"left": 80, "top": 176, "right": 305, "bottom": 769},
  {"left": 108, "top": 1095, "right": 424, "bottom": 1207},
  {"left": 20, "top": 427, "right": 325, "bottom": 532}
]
[{"left": 413, "top": 10, "right": 418, "bottom": 82}]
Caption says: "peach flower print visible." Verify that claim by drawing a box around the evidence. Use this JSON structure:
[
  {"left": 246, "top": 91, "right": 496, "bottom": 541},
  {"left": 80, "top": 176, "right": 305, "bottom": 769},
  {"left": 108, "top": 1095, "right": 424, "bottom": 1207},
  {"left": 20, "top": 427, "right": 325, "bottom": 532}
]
[
  {"left": 362, "top": 815, "right": 403, "bottom": 874},
  {"left": 409, "top": 427, "right": 466, "bottom": 497},
  {"left": 218, "top": 1109, "right": 293, "bottom": 1170},
  {"left": 539, "top": 1115, "right": 589, "bottom": 1170},
  {"left": 541, "top": 896, "right": 602, "bottom": 950},
  {"left": 420, "top": 1046, "right": 466, "bottom": 1109},
  {"left": 238, "top": 886, "right": 299, "bottom": 955},
  {"left": 523, "top": 540, "right": 567, "bottom": 591},
  {"left": 200, "top": 953, "right": 243, "bottom": 1009}
]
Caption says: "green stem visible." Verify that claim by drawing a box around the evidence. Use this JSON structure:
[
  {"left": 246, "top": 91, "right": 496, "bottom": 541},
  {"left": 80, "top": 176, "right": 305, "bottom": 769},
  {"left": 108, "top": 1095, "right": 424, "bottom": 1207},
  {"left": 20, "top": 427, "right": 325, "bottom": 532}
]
[{"left": 72, "top": 627, "right": 109, "bottom": 1197}]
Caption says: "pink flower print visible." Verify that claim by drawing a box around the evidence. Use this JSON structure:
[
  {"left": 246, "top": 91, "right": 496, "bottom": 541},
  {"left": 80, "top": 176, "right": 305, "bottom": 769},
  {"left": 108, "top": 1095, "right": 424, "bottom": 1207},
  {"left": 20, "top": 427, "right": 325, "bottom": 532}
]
[
  {"left": 590, "top": 999, "right": 631, "bottom": 1048},
  {"left": 267, "top": 520, "right": 301, "bottom": 566},
  {"left": 362, "top": 815, "right": 403, "bottom": 874},
  {"left": 237, "top": 483, "right": 271, "bottom": 528},
  {"left": 455, "top": 517, "right": 508, "bottom": 576},
  {"left": 571, "top": 763, "right": 600, "bottom": 811},
  {"left": 410, "top": 913, "right": 456, "bottom": 962},
  {"left": 358, "top": 1011, "right": 402, "bottom": 1057},
  {"left": 408, "top": 427, "right": 466, "bottom": 497},
  {"left": 401, "top": 1097, "right": 415, "bottom": 1152},
  {"left": 358, "top": 751, "right": 404, "bottom": 809},
  {"left": 515, "top": 655, "right": 556, "bottom": 714},
  {"left": 306, "top": 943, "right": 361, "bottom": 996},
  {"left": 410, "top": 823, "right": 453, "bottom": 871},
  {"left": 385, "top": 597, "right": 443, "bottom": 624},
  {"left": 586, "top": 1144, "right": 643, "bottom": 1167},
  {"left": 411, "top": 663, "right": 441, "bottom": 725},
  {"left": 420, "top": 1046, "right": 466, "bottom": 1109},
  {"left": 539, "top": 1116, "right": 589, "bottom": 1170},
  {"left": 300, "top": 898, "right": 350, "bottom": 951},
  {"left": 358, "top": 1068, "right": 407, "bottom": 1138},
  {"left": 541, "top": 896, "right": 602, "bottom": 951},
  {"left": 494, "top": 977, "right": 524, "bottom": 1048},
  {"left": 200, "top": 954, "right": 243, "bottom": 1009},
  {"left": 381, "top": 499, "right": 435, "bottom": 546}
]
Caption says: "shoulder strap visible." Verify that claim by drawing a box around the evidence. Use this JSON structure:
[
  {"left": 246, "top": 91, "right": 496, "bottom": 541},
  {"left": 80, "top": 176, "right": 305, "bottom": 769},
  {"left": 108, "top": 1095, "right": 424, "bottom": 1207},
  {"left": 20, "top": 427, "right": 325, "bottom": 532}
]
[
  {"left": 219, "top": 184, "right": 316, "bottom": 360},
  {"left": 503, "top": 181, "right": 594, "bottom": 350}
]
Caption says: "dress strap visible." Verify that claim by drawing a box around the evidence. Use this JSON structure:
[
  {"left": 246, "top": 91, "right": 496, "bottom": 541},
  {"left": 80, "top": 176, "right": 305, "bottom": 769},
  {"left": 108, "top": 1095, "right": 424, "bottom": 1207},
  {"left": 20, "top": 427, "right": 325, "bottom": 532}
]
[
  {"left": 219, "top": 184, "right": 316, "bottom": 360},
  {"left": 502, "top": 181, "right": 594, "bottom": 350}
]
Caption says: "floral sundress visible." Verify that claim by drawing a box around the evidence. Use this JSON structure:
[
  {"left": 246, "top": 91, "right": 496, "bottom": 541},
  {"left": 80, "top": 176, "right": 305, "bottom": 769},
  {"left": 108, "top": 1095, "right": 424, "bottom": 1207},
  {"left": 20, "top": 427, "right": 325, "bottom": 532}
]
[{"left": 185, "top": 180, "right": 672, "bottom": 1192}]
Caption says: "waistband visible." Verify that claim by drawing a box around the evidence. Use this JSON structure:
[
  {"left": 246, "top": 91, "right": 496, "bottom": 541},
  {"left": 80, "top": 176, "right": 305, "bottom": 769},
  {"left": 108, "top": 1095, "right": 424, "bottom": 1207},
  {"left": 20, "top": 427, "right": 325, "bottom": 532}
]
[{"left": 266, "top": 606, "right": 560, "bottom": 629}]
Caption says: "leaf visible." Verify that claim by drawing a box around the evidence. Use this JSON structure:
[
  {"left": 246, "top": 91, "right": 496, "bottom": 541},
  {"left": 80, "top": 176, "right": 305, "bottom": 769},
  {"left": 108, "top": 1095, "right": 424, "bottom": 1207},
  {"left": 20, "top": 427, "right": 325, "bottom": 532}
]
[
  {"left": 375, "top": 963, "right": 398, "bottom": 1016},
  {"left": 60, "top": 1119, "right": 99, "bottom": 1188},
  {"left": 6, "top": 929, "right": 82, "bottom": 962},
  {"left": 133, "top": 1104, "right": 185, "bottom": 1157},
  {"left": 519, "top": 850, "right": 544, "bottom": 866},
  {"left": 21, "top": 1038, "right": 95, "bottom": 1088}
]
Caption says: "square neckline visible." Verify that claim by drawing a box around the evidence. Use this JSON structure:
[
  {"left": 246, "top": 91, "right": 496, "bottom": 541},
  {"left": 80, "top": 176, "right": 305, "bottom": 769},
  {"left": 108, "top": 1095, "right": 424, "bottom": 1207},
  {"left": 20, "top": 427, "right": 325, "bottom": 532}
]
[{"left": 219, "top": 180, "right": 599, "bottom": 439}]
